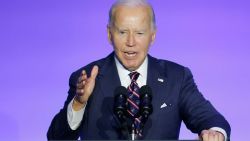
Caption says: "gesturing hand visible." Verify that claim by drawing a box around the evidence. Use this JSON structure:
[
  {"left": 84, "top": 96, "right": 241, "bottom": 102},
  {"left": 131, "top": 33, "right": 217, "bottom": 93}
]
[{"left": 73, "top": 65, "right": 99, "bottom": 111}]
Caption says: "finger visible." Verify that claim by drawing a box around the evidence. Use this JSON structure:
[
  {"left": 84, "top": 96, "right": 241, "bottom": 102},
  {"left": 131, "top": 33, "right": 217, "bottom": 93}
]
[
  {"left": 82, "top": 73, "right": 87, "bottom": 80},
  {"left": 82, "top": 80, "right": 86, "bottom": 85},
  {"left": 201, "top": 130, "right": 209, "bottom": 141},
  {"left": 90, "top": 65, "right": 99, "bottom": 80},
  {"left": 78, "top": 75, "right": 85, "bottom": 83},
  {"left": 207, "top": 130, "right": 217, "bottom": 141},
  {"left": 78, "top": 70, "right": 87, "bottom": 83},
  {"left": 78, "top": 76, "right": 82, "bottom": 83},
  {"left": 207, "top": 132, "right": 213, "bottom": 141},
  {"left": 76, "top": 88, "right": 84, "bottom": 95},
  {"left": 76, "top": 83, "right": 83, "bottom": 89},
  {"left": 81, "top": 70, "right": 87, "bottom": 76},
  {"left": 218, "top": 132, "right": 224, "bottom": 141},
  {"left": 77, "top": 80, "right": 86, "bottom": 88},
  {"left": 214, "top": 132, "right": 219, "bottom": 141}
]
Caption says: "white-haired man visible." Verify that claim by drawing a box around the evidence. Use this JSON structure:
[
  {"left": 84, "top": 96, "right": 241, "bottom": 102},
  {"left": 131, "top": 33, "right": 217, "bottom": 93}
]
[{"left": 48, "top": 0, "right": 230, "bottom": 140}]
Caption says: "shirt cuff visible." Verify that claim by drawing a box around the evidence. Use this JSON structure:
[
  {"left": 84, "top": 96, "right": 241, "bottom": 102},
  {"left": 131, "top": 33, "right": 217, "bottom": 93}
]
[
  {"left": 210, "top": 127, "right": 227, "bottom": 141},
  {"left": 67, "top": 99, "right": 86, "bottom": 130}
]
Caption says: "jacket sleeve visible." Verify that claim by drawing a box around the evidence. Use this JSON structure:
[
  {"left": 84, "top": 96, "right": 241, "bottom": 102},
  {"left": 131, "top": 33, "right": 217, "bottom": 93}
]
[
  {"left": 47, "top": 71, "right": 83, "bottom": 140},
  {"left": 178, "top": 67, "right": 231, "bottom": 139}
]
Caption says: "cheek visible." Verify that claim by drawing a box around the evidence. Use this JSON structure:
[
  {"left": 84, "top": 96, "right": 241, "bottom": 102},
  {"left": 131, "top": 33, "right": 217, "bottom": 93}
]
[
  {"left": 138, "top": 41, "right": 151, "bottom": 52},
  {"left": 138, "top": 36, "right": 152, "bottom": 46},
  {"left": 113, "top": 39, "right": 125, "bottom": 49}
]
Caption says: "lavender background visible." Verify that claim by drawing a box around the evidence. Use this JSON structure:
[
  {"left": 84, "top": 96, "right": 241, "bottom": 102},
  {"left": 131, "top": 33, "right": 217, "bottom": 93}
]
[{"left": 0, "top": 0, "right": 249, "bottom": 141}]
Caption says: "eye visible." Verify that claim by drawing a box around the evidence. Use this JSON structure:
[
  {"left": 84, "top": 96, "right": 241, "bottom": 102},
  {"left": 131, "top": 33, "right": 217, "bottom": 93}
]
[
  {"left": 119, "top": 30, "right": 126, "bottom": 35},
  {"left": 137, "top": 32, "right": 144, "bottom": 35}
]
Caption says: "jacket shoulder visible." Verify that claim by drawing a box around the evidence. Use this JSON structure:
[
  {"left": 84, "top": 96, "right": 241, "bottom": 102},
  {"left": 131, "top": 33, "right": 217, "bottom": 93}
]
[
  {"left": 69, "top": 53, "right": 113, "bottom": 84},
  {"left": 149, "top": 55, "right": 186, "bottom": 75}
]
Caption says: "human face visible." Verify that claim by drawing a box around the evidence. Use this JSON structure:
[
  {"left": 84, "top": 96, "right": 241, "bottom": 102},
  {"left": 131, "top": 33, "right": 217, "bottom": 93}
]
[{"left": 108, "top": 6, "right": 156, "bottom": 71}]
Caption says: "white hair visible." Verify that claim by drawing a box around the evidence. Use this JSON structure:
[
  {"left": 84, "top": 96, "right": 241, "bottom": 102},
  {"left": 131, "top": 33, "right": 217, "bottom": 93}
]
[{"left": 108, "top": 0, "right": 156, "bottom": 30}]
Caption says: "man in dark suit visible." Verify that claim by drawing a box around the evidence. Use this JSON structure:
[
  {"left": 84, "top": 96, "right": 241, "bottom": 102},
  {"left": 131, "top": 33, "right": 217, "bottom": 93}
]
[{"left": 47, "top": 0, "right": 230, "bottom": 140}]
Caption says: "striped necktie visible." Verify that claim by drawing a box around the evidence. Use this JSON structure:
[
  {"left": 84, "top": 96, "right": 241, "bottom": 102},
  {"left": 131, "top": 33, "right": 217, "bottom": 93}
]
[{"left": 127, "top": 71, "right": 142, "bottom": 136}]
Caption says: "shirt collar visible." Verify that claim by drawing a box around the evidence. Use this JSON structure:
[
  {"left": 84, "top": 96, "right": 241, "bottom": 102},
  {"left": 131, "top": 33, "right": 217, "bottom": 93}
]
[{"left": 114, "top": 56, "right": 148, "bottom": 76}]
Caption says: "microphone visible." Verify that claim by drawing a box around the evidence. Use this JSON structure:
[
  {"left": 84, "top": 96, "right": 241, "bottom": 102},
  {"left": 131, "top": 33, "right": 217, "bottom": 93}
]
[
  {"left": 114, "top": 86, "right": 128, "bottom": 122},
  {"left": 139, "top": 85, "right": 153, "bottom": 119},
  {"left": 113, "top": 86, "right": 130, "bottom": 139}
]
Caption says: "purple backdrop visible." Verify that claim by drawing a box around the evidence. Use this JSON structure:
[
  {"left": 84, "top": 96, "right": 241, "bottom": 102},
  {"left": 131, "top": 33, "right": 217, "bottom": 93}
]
[{"left": 0, "top": 0, "right": 249, "bottom": 140}]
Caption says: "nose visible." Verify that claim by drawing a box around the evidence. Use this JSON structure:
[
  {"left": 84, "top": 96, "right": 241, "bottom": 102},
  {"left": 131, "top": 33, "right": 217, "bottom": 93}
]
[{"left": 126, "top": 33, "right": 136, "bottom": 47}]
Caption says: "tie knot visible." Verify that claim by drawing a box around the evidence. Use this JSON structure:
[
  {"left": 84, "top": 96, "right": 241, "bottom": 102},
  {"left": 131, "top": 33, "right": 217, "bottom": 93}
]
[{"left": 129, "top": 71, "right": 140, "bottom": 81}]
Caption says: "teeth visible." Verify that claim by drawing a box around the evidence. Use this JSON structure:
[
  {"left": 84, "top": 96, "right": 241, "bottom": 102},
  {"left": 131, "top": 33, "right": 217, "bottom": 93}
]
[
  {"left": 125, "top": 52, "right": 136, "bottom": 57},
  {"left": 128, "top": 52, "right": 135, "bottom": 54}
]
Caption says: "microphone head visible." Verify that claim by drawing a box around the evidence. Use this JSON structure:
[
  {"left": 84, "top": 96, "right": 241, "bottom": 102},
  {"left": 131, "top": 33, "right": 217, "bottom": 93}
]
[
  {"left": 114, "top": 86, "right": 128, "bottom": 120},
  {"left": 139, "top": 85, "right": 152, "bottom": 100},
  {"left": 114, "top": 86, "right": 127, "bottom": 97},
  {"left": 139, "top": 85, "right": 153, "bottom": 117}
]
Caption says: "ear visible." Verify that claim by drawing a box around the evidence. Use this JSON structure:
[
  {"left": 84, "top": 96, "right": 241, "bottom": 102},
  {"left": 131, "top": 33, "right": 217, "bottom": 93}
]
[
  {"left": 107, "top": 25, "right": 112, "bottom": 44},
  {"left": 150, "top": 30, "right": 156, "bottom": 45}
]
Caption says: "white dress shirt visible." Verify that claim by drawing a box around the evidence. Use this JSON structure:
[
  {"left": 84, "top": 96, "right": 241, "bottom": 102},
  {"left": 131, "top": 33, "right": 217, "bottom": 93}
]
[
  {"left": 66, "top": 56, "right": 227, "bottom": 140},
  {"left": 115, "top": 56, "right": 148, "bottom": 88}
]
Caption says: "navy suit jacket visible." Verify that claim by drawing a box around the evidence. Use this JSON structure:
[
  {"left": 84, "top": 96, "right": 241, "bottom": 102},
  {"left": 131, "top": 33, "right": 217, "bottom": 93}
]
[{"left": 47, "top": 52, "right": 230, "bottom": 140}]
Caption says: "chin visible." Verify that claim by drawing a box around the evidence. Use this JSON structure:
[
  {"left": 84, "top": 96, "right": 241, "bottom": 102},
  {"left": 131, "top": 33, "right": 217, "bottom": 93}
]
[
  {"left": 123, "top": 63, "right": 139, "bottom": 71},
  {"left": 126, "top": 67, "right": 137, "bottom": 71},
  {"left": 118, "top": 57, "right": 141, "bottom": 71}
]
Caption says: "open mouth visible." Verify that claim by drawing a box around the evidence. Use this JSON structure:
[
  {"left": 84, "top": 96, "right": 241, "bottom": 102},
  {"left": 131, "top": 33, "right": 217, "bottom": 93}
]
[{"left": 124, "top": 51, "right": 137, "bottom": 57}]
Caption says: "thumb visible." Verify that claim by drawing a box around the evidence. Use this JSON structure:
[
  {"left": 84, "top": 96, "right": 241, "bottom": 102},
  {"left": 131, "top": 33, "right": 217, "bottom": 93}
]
[
  {"left": 200, "top": 130, "right": 209, "bottom": 141},
  {"left": 90, "top": 65, "right": 99, "bottom": 80}
]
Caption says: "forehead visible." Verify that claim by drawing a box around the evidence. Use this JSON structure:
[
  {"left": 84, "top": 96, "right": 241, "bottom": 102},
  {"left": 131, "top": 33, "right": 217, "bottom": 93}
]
[{"left": 113, "top": 6, "right": 151, "bottom": 28}]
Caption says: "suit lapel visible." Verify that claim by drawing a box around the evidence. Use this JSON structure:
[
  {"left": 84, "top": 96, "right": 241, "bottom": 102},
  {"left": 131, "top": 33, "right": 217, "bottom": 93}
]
[
  {"left": 146, "top": 55, "right": 169, "bottom": 116},
  {"left": 98, "top": 53, "right": 121, "bottom": 98}
]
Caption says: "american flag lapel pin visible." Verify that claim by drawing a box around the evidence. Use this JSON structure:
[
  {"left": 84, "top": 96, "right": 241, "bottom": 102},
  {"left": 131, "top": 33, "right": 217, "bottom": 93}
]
[{"left": 157, "top": 78, "right": 164, "bottom": 83}]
